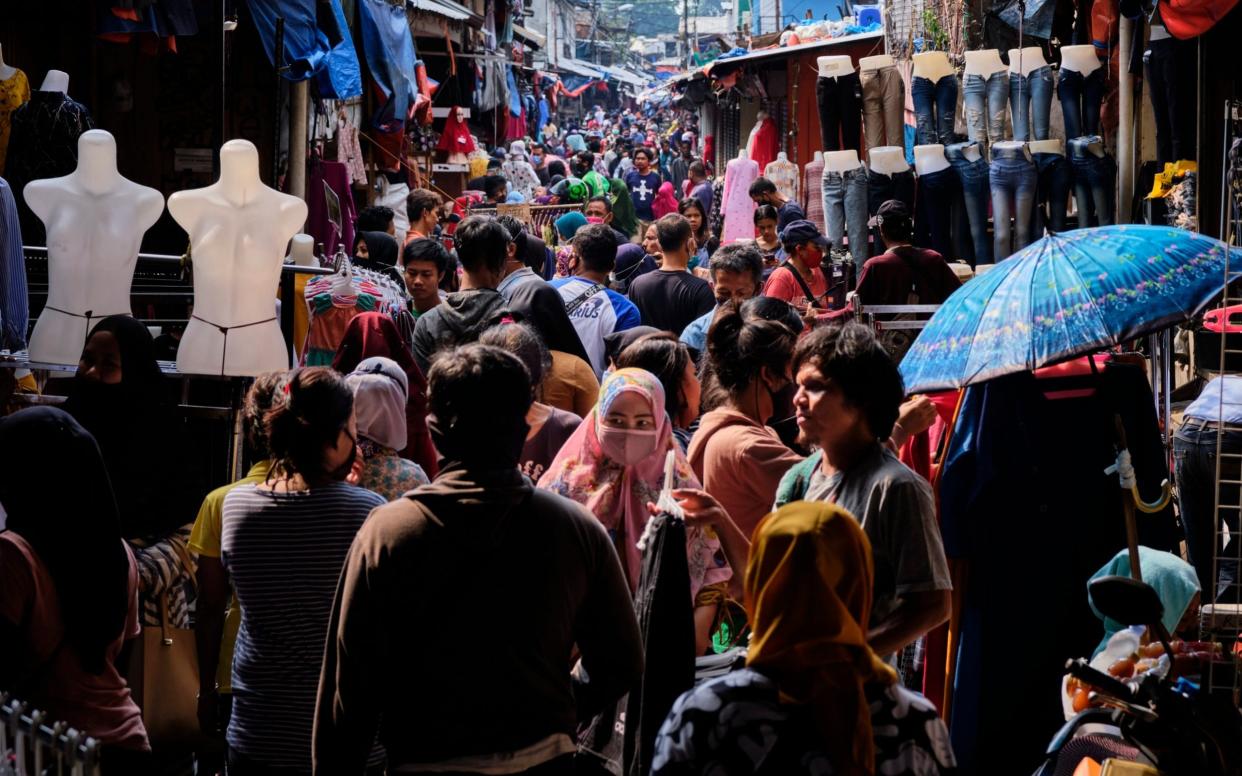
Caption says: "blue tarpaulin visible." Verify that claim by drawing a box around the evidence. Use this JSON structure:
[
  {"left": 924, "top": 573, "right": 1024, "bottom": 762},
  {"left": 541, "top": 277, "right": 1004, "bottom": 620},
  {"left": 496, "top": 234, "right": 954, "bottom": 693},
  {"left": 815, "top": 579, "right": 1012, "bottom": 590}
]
[
  {"left": 996, "top": 0, "right": 1056, "bottom": 40},
  {"left": 358, "top": 0, "right": 419, "bottom": 131},
  {"left": 245, "top": 0, "right": 361, "bottom": 99}
]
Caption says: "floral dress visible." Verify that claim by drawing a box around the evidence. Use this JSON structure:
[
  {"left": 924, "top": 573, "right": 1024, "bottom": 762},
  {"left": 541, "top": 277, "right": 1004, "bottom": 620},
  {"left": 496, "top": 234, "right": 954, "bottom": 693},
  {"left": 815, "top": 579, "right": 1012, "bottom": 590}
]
[{"left": 355, "top": 438, "right": 430, "bottom": 501}]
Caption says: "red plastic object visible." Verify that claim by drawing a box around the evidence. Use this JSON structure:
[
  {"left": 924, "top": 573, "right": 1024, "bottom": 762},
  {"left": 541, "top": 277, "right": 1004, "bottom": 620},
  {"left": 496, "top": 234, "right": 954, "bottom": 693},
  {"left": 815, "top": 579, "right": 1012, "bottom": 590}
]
[{"left": 1203, "top": 305, "right": 1242, "bottom": 333}]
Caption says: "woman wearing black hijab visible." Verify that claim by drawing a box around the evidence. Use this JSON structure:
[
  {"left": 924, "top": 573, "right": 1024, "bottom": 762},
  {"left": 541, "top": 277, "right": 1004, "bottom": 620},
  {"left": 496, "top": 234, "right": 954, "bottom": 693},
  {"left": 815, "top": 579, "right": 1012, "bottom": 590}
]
[
  {"left": 64, "top": 316, "right": 200, "bottom": 630},
  {"left": 0, "top": 407, "right": 151, "bottom": 770},
  {"left": 352, "top": 230, "right": 405, "bottom": 286}
]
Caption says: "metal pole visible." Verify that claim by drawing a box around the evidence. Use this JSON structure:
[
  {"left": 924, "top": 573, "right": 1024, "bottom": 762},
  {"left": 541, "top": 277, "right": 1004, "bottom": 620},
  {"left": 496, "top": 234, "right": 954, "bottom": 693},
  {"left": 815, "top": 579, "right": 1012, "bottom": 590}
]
[
  {"left": 288, "top": 80, "right": 309, "bottom": 201},
  {"left": 1117, "top": 15, "right": 1134, "bottom": 222},
  {"left": 272, "top": 17, "right": 286, "bottom": 186}
]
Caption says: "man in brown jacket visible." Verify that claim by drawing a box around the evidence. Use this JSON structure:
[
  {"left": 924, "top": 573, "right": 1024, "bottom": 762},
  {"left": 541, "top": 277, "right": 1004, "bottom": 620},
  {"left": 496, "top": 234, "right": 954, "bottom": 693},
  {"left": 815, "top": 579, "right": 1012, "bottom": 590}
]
[{"left": 314, "top": 344, "right": 642, "bottom": 776}]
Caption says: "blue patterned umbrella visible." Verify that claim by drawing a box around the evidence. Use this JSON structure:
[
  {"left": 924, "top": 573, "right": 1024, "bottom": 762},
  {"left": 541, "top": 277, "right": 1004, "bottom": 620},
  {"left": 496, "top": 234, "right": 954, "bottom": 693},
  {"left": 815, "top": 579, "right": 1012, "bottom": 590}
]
[{"left": 900, "top": 225, "right": 1240, "bottom": 394}]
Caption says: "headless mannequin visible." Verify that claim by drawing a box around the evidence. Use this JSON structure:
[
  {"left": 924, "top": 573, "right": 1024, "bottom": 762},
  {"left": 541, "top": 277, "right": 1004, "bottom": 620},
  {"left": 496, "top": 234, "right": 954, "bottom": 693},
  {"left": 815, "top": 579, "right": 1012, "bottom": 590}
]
[
  {"left": 169, "top": 139, "right": 307, "bottom": 376},
  {"left": 287, "top": 233, "right": 316, "bottom": 267},
  {"left": 1078, "top": 137, "right": 1106, "bottom": 158},
  {"left": 912, "top": 51, "right": 954, "bottom": 83},
  {"left": 1028, "top": 139, "right": 1064, "bottom": 156},
  {"left": 955, "top": 142, "right": 984, "bottom": 163},
  {"left": 737, "top": 148, "right": 748, "bottom": 160},
  {"left": 0, "top": 45, "right": 16, "bottom": 81},
  {"left": 1058, "top": 45, "right": 1100, "bottom": 76},
  {"left": 813, "top": 151, "right": 824, "bottom": 163},
  {"left": 824, "top": 150, "right": 861, "bottom": 174},
  {"left": 858, "top": 54, "right": 895, "bottom": 72},
  {"left": 1008, "top": 47, "right": 1048, "bottom": 77},
  {"left": 39, "top": 69, "right": 69, "bottom": 94},
  {"left": 775, "top": 151, "right": 789, "bottom": 163},
  {"left": 817, "top": 55, "right": 854, "bottom": 79},
  {"left": 913, "top": 145, "right": 950, "bottom": 175},
  {"left": 964, "top": 49, "right": 1007, "bottom": 78},
  {"left": 26, "top": 130, "right": 163, "bottom": 365},
  {"left": 868, "top": 147, "right": 910, "bottom": 175},
  {"left": 993, "top": 139, "right": 1030, "bottom": 160}
]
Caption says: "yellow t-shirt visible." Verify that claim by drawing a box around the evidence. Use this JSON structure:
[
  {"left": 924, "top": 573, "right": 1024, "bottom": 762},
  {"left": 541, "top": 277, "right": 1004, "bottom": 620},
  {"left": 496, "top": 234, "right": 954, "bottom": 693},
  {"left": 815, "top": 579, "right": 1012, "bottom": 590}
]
[
  {"left": 0, "top": 69, "right": 30, "bottom": 177},
  {"left": 188, "top": 461, "right": 271, "bottom": 692}
]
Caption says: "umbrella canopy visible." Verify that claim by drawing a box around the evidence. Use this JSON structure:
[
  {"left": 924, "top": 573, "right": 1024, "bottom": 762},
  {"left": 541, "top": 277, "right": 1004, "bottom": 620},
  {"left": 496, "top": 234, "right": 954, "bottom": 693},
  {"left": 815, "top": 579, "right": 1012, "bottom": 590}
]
[{"left": 901, "top": 225, "right": 1239, "bottom": 394}]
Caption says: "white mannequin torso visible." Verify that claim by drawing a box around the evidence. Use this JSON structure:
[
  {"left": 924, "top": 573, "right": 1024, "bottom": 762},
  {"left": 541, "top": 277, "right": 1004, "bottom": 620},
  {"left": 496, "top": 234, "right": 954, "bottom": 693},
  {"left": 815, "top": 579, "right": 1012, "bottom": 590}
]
[
  {"left": 25, "top": 130, "right": 163, "bottom": 365},
  {"left": 868, "top": 147, "right": 910, "bottom": 175},
  {"left": 39, "top": 69, "right": 68, "bottom": 94},
  {"left": 992, "top": 140, "right": 1031, "bottom": 160},
  {"left": 859, "top": 54, "right": 895, "bottom": 72},
  {"left": 824, "top": 150, "right": 861, "bottom": 174},
  {"left": 964, "top": 49, "right": 1007, "bottom": 78},
  {"left": 913, "top": 145, "right": 950, "bottom": 175},
  {"left": 955, "top": 142, "right": 984, "bottom": 163},
  {"left": 1059, "top": 45, "right": 1101, "bottom": 76},
  {"left": 737, "top": 148, "right": 749, "bottom": 161},
  {"left": 813, "top": 151, "right": 824, "bottom": 163},
  {"left": 1028, "top": 139, "right": 1064, "bottom": 156},
  {"left": 169, "top": 139, "right": 307, "bottom": 376},
  {"left": 817, "top": 56, "right": 855, "bottom": 79},
  {"left": 912, "top": 51, "right": 954, "bottom": 83},
  {"left": 288, "top": 233, "right": 316, "bottom": 267},
  {"left": 0, "top": 45, "right": 15, "bottom": 81},
  {"left": 1076, "top": 138, "right": 1106, "bottom": 158},
  {"left": 1009, "top": 47, "right": 1048, "bottom": 76}
]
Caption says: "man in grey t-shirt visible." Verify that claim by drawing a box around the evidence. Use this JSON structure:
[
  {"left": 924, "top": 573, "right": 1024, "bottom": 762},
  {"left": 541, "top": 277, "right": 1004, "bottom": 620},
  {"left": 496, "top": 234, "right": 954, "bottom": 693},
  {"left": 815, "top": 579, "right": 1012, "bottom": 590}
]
[{"left": 775, "top": 323, "right": 951, "bottom": 658}]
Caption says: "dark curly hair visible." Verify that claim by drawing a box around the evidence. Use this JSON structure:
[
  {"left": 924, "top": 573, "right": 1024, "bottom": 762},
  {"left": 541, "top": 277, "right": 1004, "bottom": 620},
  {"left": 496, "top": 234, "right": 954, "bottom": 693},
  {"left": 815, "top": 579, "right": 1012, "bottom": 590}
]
[
  {"left": 706, "top": 301, "right": 797, "bottom": 396},
  {"left": 264, "top": 367, "right": 354, "bottom": 486},
  {"left": 243, "top": 371, "right": 286, "bottom": 460},
  {"left": 792, "top": 323, "right": 904, "bottom": 439}
]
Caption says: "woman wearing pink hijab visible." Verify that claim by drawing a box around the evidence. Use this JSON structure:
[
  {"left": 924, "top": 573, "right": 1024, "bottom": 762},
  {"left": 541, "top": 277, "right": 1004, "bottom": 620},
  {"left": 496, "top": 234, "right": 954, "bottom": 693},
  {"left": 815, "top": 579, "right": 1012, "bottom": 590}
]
[
  {"left": 538, "top": 368, "right": 733, "bottom": 654},
  {"left": 651, "top": 181, "right": 680, "bottom": 219}
]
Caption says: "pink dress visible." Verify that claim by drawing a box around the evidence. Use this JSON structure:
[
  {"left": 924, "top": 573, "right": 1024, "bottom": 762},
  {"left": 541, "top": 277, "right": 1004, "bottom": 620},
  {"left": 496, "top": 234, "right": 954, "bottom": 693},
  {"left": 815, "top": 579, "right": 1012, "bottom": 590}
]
[
  {"left": 721, "top": 156, "right": 760, "bottom": 244},
  {"left": 803, "top": 156, "right": 826, "bottom": 233}
]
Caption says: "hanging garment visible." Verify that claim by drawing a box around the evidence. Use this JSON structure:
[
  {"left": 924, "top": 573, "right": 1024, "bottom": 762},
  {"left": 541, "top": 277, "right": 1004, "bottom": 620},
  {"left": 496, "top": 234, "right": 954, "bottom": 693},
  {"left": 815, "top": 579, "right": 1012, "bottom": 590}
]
[
  {"left": 302, "top": 278, "right": 381, "bottom": 365},
  {"left": 746, "top": 116, "right": 779, "bottom": 174},
  {"left": 0, "top": 177, "right": 28, "bottom": 350},
  {"left": 721, "top": 156, "right": 759, "bottom": 243},
  {"left": 376, "top": 175, "right": 411, "bottom": 246},
  {"left": 335, "top": 111, "right": 367, "bottom": 186},
  {"left": 244, "top": 0, "right": 361, "bottom": 99},
  {"left": 0, "top": 68, "right": 30, "bottom": 176},
  {"left": 435, "top": 106, "right": 476, "bottom": 163},
  {"left": 307, "top": 159, "right": 357, "bottom": 257},
  {"left": 4, "top": 90, "right": 95, "bottom": 246},
  {"left": 358, "top": 0, "right": 418, "bottom": 132},
  {"left": 763, "top": 156, "right": 799, "bottom": 203},
  {"left": 707, "top": 178, "right": 726, "bottom": 241},
  {"left": 802, "top": 156, "right": 826, "bottom": 232}
]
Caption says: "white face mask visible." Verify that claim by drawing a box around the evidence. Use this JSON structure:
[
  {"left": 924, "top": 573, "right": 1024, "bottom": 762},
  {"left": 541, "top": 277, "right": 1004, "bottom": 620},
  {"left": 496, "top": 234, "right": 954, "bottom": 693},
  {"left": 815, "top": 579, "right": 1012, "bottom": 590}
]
[{"left": 597, "top": 425, "right": 661, "bottom": 466}]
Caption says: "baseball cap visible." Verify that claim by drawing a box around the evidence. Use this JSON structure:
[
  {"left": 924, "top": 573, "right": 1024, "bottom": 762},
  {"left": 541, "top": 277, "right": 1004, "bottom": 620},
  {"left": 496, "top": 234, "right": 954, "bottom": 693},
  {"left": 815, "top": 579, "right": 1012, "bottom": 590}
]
[
  {"left": 868, "top": 199, "right": 911, "bottom": 229},
  {"left": 779, "top": 219, "right": 831, "bottom": 247}
]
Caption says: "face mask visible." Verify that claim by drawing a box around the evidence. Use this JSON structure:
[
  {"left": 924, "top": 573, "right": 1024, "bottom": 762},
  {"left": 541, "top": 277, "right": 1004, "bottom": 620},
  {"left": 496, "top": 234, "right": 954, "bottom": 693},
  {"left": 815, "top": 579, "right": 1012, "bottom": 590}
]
[
  {"left": 327, "top": 431, "right": 358, "bottom": 482},
  {"left": 598, "top": 425, "right": 661, "bottom": 466},
  {"left": 765, "top": 373, "right": 797, "bottom": 425}
]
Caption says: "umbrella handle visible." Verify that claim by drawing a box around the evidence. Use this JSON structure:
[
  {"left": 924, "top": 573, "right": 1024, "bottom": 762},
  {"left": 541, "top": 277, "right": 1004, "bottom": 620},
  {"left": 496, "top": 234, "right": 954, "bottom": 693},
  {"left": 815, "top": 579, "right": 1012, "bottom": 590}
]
[{"left": 1131, "top": 479, "right": 1172, "bottom": 514}]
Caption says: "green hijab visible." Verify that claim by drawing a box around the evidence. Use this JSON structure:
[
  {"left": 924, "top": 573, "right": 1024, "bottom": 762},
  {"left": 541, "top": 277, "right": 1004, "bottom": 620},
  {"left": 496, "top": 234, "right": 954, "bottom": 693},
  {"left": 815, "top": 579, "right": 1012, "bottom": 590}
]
[
  {"left": 608, "top": 177, "right": 638, "bottom": 239},
  {"left": 1089, "top": 546, "right": 1200, "bottom": 657}
]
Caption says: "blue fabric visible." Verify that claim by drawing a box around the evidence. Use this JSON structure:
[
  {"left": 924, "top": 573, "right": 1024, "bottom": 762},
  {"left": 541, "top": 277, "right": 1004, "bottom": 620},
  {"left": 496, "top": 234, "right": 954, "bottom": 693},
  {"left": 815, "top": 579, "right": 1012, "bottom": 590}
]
[
  {"left": 0, "top": 178, "right": 28, "bottom": 350},
  {"left": 538, "top": 98, "right": 549, "bottom": 134},
  {"left": 245, "top": 0, "right": 361, "bottom": 99},
  {"left": 358, "top": 0, "right": 418, "bottom": 130},
  {"left": 1185, "top": 376, "right": 1242, "bottom": 424},
  {"left": 679, "top": 309, "right": 714, "bottom": 353},
  {"left": 901, "top": 225, "right": 1242, "bottom": 393},
  {"left": 507, "top": 67, "right": 522, "bottom": 117}
]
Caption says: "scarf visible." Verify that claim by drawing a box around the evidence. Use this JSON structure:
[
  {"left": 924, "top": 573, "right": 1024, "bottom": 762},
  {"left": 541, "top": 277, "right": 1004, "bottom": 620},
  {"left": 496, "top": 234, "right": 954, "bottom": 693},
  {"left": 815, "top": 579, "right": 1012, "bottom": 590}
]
[
  {"left": 346, "top": 357, "right": 409, "bottom": 452},
  {"left": 1089, "top": 546, "right": 1200, "bottom": 657},
  {"left": 608, "top": 177, "right": 639, "bottom": 238},
  {"left": 538, "top": 368, "right": 730, "bottom": 596},
  {"left": 358, "top": 230, "right": 399, "bottom": 266},
  {"left": 652, "top": 181, "right": 679, "bottom": 219},
  {"left": 554, "top": 211, "right": 589, "bottom": 241},
  {"left": 746, "top": 501, "right": 899, "bottom": 776}
]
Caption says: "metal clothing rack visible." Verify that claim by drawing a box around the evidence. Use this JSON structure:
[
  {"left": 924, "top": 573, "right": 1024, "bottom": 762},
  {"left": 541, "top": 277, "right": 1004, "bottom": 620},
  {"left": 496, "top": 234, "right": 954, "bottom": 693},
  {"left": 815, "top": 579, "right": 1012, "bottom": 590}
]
[{"left": 0, "top": 695, "right": 101, "bottom": 776}]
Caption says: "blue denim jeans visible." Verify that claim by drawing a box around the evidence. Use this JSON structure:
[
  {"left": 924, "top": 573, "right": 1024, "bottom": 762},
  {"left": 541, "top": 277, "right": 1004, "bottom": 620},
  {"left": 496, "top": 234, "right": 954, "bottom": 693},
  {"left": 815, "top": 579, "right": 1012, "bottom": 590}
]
[
  {"left": 866, "top": 168, "right": 915, "bottom": 257},
  {"left": 911, "top": 74, "right": 958, "bottom": 146},
  {"left": 1069, "top": 136, "right": 1116, "bottom": 226},
  {"left": 914, "top": 167, "right": 960, "bottom": 261},
  {"left": 1144, "top": 37, "right": 1198, "bottom": 165},
  {"left": 822, "top": 166, "right": 868, "bottom": 263},
  {"left": 1174, "top": 421, "right": 1242, "bottom": 603},
  {"left": 946, "top": 143, "right": 992, "bottom": 266},
  {"left": 1032, "top": 152, "right": 1071, "bottom": 235},
  {"left": 989, "top": 147, "right": 1037, "bottom": 260},
  {"left": 1008, "top": 65, "right": 1054, "bottom": 141},
  {"left": 1056, "top": 67, "right": 1105, "bottom": 140},
  {"left": 962, "top": 72, "right": 1009, "bottom": 145}
]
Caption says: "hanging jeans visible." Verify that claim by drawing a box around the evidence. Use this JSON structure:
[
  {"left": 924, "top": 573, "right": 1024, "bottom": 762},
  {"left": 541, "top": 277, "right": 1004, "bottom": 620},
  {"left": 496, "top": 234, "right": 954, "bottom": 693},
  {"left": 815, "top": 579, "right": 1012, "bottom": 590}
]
[
  {"left": 866, "top": 167, "right": 916, "bottom": 257},
  {"left": 946, "top": 143, "right": 992, "bottom": 266},
  {"left": 860, "top": 66, "right": 906, "bottom": 150},
  {"left": 817, "top": 72, "right": 863, "bottom": 151},
  {"left": 1174, "top": 420, "right": 1242, "bottom": 604},
  {"left": 1069, "top": 136, "right": 1116, "bottom": 226},
  {"left": 1056, "top": 67, "right": 1106, "bottom": 140},
  {"left": 1032, "top": 152, "right": 1072, "bottom": 236},
  {"left": 989, "top": 146, "right": 1037, "bottom": 261},
  {"left": 962, "top": 71, "right": 1009, "bottom": 145},
  {"left": 1144, "top": 36, "right": 1198, "bottom": 165},
  {"left": 914, "top": 167, "right": 960, "bottom": 262},
  {"left": 911, "top": 74, "right": 958, "bottom": 146},
  {"left": 822, "top": 166, "right": 869, "bottom": 263},
  {"left": 1008, "top": 65, "right": 1054, "bottom": 141}
]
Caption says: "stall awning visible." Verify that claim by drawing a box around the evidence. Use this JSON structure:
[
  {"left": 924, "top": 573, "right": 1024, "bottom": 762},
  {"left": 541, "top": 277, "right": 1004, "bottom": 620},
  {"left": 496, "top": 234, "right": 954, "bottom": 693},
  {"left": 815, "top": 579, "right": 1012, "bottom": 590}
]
[
  {"left": 603, "top": 67, "right": 649, "bottom": 87},
  {"left": 514, "top": 24, "right": 546, "bottom": 49},
  {"left": 408, "top": 0, "right": 483, "bottom": 25},
  {"left": 555, "top": 57, "right": 606, "bottom": 79},
  {"left": 706, "top": 30, "right": 883, "bottom": 75}
]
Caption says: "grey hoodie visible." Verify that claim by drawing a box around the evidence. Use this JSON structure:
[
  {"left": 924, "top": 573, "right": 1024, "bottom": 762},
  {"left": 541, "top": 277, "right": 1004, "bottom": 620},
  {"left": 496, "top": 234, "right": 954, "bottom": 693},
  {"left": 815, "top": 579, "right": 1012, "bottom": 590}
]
[{"left": 410, "top": 288, "right": 512, "bottom": 374}]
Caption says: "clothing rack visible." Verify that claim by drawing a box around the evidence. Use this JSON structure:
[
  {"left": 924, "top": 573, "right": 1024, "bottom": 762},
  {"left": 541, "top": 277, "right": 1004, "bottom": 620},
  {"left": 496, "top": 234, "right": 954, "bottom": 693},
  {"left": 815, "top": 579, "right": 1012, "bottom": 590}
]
[{"left": 0, "top": 695, "right": 102, "bottom": 776}]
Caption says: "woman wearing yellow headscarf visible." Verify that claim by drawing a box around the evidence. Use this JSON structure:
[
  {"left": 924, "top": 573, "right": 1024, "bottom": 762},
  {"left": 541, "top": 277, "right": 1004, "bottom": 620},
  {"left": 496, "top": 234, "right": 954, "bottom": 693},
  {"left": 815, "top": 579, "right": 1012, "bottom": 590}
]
[{"left": 651, "top": 501, "right": 957, "bottom": 776}]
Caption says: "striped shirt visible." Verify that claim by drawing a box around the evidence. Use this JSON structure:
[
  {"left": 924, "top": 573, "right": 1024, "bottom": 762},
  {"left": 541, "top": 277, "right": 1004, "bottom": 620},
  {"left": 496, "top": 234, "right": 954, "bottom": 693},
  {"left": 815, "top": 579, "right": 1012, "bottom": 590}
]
[
  {"left": 0, "top": 177, "right": 29, "bottom": 350},
  {"left": 221, "top": 482, "right": 386, "bottom": 770}
]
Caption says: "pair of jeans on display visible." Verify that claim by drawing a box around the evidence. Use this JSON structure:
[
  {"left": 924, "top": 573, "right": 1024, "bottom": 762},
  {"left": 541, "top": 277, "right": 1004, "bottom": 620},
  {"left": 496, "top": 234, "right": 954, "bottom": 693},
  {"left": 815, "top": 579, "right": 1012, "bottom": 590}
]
[
  {"left": 817, "top": 73, "right": 863, "bottom": 151},
  {"left": 822, "top": 166, "right": 868, "bottom": 263},
  {"left": 1032, "top": 152, "right": 1071, "bottom": 236},
  {"left": 989, "top": 145, "right": 1037, "bottom": 261},
  {"left": 911, "top": 74, "right": 957, "bottom": 146},
  {"left": 962, "top": 72, "right": 1009, "bottom": 145},
  {"left": 866, "top": 168, "right": 915, "bottom": 257},
  {"left": 1144, "top": 36, "right": 1198, "bottom": 165},
  {"left": 914, "top": 167, "right": 961, "bottom": 263},
  {"left": 1069, "top": 136, "right": 1116, "bottom": 226},
  {"left": 1009, "top": 65, "right": 1054, "bottom": 141},
  {"left": 945, "top": 143, "right": 992, "bottom": 266},
  {"left": 860, "top": 66, "right": 906, "bottom": 150},
  {"left": 1056, "top": 68, "right": 1105, "bottom": 140},
  {"left": 1174, "top": 421, "right": 1242, "bottom": 604}
]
